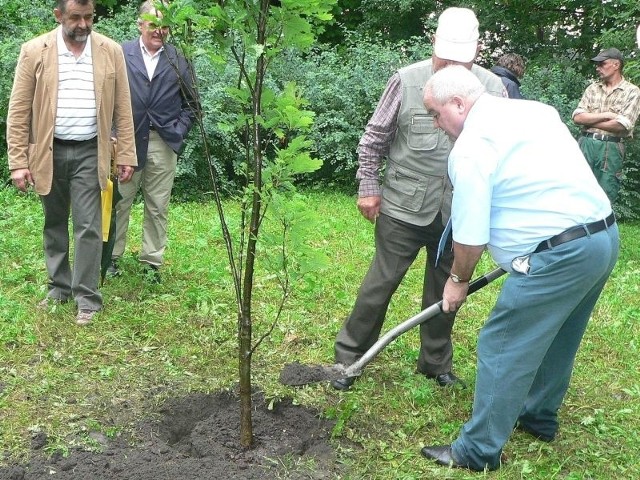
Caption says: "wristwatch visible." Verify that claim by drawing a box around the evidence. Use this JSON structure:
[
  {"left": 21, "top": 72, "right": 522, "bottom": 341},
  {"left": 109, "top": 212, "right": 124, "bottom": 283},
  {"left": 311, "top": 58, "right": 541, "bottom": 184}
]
[{"left": 450, "top": 273, "right": 469, "bottom": 283}]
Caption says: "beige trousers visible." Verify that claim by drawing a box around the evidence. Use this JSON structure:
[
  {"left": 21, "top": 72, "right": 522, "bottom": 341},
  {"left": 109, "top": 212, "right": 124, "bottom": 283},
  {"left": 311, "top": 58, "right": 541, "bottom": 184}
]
[{"left": 113, "top": 131, "right": 178, "bottom": 266}]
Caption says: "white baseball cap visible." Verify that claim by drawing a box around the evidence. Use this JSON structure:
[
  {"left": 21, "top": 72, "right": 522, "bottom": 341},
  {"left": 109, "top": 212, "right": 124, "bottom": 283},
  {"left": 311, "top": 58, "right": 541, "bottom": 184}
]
[{"left": 434, "top": 7, "right": 479, "bottom": 63}]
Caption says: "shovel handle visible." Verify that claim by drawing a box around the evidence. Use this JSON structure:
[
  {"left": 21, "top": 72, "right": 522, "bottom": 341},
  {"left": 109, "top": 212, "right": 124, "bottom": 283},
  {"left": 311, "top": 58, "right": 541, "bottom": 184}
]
[
  {"left": 342, "top": 267, "right": 507, "bottom": 378},
  {"left": 467, "top": 267, "right": 507, "bottom": 295}
]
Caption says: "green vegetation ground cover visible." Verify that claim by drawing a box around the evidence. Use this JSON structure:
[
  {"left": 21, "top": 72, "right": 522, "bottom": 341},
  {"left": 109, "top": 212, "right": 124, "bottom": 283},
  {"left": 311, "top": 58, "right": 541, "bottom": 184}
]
[{"left": 0, "top": 187, "right": 639, "bottom": 479}]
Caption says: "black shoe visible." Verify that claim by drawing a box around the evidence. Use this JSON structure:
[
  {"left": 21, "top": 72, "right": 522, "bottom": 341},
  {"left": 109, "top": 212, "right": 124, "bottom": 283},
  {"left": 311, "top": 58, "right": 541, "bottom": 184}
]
[
  {"left": 331, "top": 375, "right": 358, "bottom": 391},
  {"left": 106, "top": 259, "right": 121, "bottom": 277},
  {"left": 421, "top": 444, "right": 498, "bottom": 471},
  {"left": 420, "top": 445, "right": 474, "bottom": 470},
  {"left": 425, "top": 372, "right": 466, "bottom": 388},
  {"left": 142, "top": 263, "right": 161, "bottom": 284},
  {"left": 514, "top": 423, "right": 555, "bottom": 442}
]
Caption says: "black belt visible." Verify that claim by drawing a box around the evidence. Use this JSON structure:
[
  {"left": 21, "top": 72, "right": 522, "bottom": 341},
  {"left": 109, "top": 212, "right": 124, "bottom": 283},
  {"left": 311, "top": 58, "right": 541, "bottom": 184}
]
[
  {"left": 53, "top": 136, "right": 97, "bottom": 146},
  {"left": 534, "top": 213, "right": 616, "bottom": 253},
  {"left": 583, "top": 132, "right": 623, "bottom": 143}
]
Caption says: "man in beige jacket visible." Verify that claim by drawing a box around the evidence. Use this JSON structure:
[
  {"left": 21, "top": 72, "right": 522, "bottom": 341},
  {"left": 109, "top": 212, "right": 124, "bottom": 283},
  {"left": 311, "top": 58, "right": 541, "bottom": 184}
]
[{"left": 7, "top": 0, "right": 137, "bottom": 325}]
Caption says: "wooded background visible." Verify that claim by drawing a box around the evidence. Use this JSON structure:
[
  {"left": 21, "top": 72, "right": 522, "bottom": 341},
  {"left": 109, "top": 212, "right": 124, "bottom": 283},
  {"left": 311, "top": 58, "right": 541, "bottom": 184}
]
[{"left": 2, "top": 0, "right": 640, "bottom": 218}]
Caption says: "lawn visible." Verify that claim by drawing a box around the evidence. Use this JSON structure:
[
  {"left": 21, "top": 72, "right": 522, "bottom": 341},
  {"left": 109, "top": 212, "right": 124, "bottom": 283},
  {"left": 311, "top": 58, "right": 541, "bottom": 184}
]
[{"left": 0, "top": 186, "right": 639, "bottom": 479}]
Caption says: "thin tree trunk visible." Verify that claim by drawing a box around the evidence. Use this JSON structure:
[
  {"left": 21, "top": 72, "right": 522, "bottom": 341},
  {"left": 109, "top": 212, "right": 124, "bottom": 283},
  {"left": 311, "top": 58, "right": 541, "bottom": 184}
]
[
  {"left": 238, "top": 308, "right": 253, "bottom": 447},
  {"left": 238, "top": 0, "right": 270, "bottom": 450}
]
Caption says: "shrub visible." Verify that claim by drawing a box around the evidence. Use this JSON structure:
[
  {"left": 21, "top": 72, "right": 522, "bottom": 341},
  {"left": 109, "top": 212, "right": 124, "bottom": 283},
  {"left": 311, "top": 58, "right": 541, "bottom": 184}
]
[
  {"left": 273, "top": 34, "right": 431, "bottom": 189},
  {"left": 0, "top": 0, "right": 54, "bottom": 184},
  {"left": 93, "top": 1, "right": 140, "bottom": 43},
  {"left": 2, "top": 2, "right": 638, "bottom": 217}
]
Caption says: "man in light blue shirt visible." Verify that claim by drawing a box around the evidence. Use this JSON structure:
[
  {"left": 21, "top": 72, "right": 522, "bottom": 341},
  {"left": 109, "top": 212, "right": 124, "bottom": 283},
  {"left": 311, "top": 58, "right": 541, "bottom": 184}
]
[{"left": 419, "top": 65, "right": 619, "bottom": 472}]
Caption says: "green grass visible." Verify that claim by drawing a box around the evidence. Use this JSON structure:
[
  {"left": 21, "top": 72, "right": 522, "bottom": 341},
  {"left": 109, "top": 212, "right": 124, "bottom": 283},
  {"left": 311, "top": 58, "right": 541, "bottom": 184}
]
[{"left": 1, "top": 186, "right": 639, "bottom": 479}]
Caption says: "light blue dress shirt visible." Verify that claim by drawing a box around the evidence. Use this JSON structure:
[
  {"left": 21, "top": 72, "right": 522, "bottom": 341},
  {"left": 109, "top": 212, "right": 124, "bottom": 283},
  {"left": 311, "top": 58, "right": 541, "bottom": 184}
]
[{"left": 448, "top": 94, "right": 612, "bottom": 271}]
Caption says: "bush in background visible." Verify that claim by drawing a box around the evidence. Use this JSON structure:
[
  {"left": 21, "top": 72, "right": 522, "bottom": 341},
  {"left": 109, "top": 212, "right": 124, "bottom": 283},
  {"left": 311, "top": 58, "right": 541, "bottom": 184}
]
[
  {"left": 272, "top": 34, "right": 430, "bottom": 189},
  {"left": 2, "top": 0, "right": 639, "bottom": 217},
  {"left": 0, "top": 0, "right": 55, "bottom": 184},
  {"left": 522, "top": 61, "right": 640, "bottom": 220}
]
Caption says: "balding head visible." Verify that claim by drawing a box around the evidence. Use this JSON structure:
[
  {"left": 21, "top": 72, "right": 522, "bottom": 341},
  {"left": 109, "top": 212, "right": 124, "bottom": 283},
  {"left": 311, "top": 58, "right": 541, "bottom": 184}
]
[{"left": 423, "top": 66, "right": 486, "bottom": 140}]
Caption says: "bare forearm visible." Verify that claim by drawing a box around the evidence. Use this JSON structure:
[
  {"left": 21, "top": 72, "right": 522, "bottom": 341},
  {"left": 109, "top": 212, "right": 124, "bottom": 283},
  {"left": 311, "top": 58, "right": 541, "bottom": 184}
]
[
  {"left": 587, "top": 119, "right": 628, "bottom": 136},
  {"left": 441, "top": 242, "right": 485, "bottom": 313},
  {"left": 573, "top": 111, "right": 615, "bottom": 127},
  {"left": 450, "top": 242, "right": 485, "bottom": 281}
]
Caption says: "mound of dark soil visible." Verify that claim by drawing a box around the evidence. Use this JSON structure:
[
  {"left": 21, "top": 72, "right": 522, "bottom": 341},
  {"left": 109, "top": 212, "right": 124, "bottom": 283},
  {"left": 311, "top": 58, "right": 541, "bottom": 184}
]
[{"left": 0, "top": 391, "right": 342, "bottom": 480}]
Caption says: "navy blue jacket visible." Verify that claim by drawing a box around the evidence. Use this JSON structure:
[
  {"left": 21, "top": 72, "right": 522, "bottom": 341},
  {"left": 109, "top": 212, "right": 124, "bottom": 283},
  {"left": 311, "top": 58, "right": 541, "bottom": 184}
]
[
  {"left": 490, "top": 66, "right": 524, "bottom": 100},
  {"left": 122, "top": 39, "right": 198, "bottom": 169}
]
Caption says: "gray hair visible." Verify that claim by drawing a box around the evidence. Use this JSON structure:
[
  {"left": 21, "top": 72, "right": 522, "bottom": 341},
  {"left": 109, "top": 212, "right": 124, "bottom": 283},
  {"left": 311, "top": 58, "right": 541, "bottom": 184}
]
[
  {"left": 57, "top": 0, "right": 93, "bottom": 13},
  {"left": 425, "top": 65, "right": 486, "bottom": 105},
  {"left": 139, "top": 0, "right": 165, "bottom": 17}
]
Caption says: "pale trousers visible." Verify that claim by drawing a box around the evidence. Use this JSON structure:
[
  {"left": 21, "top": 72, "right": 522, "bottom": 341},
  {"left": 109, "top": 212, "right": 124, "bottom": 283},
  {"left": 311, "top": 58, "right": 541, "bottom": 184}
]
[
  {"left": 113, "top": 131, "right": 177, "bottom": 266},
  {"left": 41, "top": 138, "right": 103, "bottom": 311}
]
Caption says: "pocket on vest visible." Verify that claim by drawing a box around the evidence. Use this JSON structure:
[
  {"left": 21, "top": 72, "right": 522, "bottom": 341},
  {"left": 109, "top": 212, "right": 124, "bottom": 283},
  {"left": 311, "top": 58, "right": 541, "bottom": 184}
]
[
  {"left": 383, "top": 165, "right": 430, "bottom": 213},
  {"left": 407, "top": 113, "right": 439, "bottom": 151}
]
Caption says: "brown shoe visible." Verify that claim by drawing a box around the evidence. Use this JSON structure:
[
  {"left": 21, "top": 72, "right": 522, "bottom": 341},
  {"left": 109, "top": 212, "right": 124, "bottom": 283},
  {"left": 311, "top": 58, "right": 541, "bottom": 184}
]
[{"left": 76, "top": 310, "right": 97, "bottom": 326}]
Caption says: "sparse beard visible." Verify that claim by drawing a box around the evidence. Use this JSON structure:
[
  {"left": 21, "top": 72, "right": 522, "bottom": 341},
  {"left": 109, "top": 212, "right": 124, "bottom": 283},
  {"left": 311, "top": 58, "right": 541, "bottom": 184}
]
[{"left": 64, "top": 27, "right": 91, "bottom": 43}]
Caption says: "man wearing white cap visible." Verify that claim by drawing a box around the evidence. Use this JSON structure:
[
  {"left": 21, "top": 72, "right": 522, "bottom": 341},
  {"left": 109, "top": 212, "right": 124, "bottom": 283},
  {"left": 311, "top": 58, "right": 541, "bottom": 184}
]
[
  {"left": 572, "top": 48, "right": 640, "bottom": 203},
  {"left": 332, "top": 7, "right": 506, "bottom": 391}
]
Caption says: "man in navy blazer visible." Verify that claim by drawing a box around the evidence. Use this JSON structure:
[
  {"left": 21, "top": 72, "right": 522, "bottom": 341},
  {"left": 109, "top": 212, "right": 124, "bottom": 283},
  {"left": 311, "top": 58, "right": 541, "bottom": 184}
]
[{"left": 110, "top": 0, "right": 198, "bottom": 283}]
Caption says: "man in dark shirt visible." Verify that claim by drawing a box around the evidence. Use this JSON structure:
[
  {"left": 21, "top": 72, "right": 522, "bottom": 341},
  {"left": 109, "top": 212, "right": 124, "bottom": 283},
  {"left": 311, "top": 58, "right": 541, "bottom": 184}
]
[
  {"left": 109, "top": 0, "right": 198, "bottom": 283},
  {"left": 490, "top": 53, "right": 525, "bottom": 99}
]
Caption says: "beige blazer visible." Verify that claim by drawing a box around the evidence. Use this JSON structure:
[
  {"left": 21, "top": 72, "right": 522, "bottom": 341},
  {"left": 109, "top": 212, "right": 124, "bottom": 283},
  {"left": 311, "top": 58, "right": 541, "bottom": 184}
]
[{"left": 7, "top": 28, "right": 137, "bottom": 195}]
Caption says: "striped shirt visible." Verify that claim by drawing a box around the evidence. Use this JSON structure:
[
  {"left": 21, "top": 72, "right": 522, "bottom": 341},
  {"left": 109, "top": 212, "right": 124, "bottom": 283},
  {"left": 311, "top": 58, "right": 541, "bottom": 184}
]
[
  {"left": 55, "top": 27, "right": 97, "bottom": 140},
  {"left": 573, "top": 77, "right": 640, "bottom": 138}
]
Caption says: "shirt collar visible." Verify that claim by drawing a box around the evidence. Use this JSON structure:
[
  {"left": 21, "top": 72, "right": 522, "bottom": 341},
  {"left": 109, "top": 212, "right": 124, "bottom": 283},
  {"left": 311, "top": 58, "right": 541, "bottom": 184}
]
[{"left": 598, "top": 76, "right": 626, "bottom": 92}]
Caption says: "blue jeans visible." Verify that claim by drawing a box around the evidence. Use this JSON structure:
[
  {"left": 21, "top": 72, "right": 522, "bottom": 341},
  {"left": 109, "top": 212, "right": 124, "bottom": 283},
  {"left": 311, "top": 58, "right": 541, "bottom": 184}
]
[{"left": 452, "top": 223, "right": 619, "bottom": 470}]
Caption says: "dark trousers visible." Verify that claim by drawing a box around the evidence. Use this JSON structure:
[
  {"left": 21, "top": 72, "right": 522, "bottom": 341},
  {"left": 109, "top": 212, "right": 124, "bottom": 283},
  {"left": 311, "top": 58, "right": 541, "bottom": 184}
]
[
  {"left": 578, "top": 135, "right": 625, "bottom": 203},
  {"left": 40, "top": 138, "right": 102, "bottom": 311},
  {"left": 334, "top": 213, "right": 456, "bottom": 375}
]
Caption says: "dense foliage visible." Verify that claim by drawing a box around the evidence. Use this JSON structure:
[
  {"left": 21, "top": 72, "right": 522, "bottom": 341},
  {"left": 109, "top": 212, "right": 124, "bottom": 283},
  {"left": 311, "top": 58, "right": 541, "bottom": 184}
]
[
  {"left": 2, "top": 0, "right": 640, "bottom": 216},
  {"left": 0, "top": 0, "right": 54, "bottom": 182}
]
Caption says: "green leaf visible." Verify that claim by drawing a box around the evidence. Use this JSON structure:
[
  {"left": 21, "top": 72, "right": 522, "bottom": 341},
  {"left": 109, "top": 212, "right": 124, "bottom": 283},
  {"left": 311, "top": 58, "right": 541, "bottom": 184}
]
[{"left": 286, "top": 147, "right": 322, "bottom": 174}]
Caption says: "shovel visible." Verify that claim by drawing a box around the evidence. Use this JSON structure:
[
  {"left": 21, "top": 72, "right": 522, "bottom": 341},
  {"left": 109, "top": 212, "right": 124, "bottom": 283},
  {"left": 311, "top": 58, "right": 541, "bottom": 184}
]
[{"left": 279, "top": 267, "right": 506, "bottom": 386}]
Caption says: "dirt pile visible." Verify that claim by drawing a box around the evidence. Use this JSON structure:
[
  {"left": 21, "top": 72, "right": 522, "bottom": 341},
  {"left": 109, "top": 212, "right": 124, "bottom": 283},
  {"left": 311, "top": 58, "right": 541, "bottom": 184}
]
[{"left": 0, "top": 391, "right": 342, "bottom": 480}]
